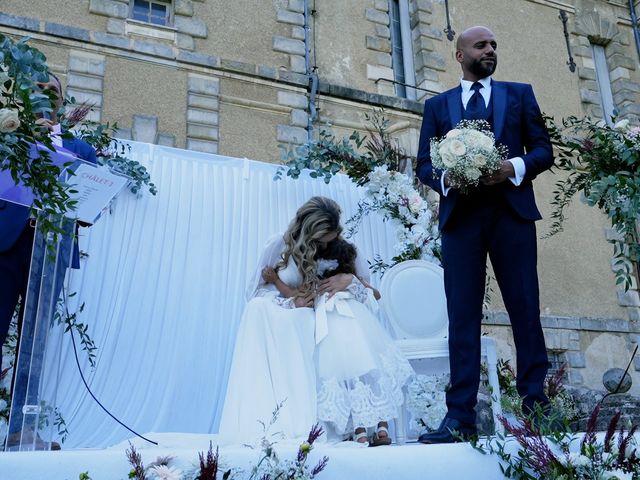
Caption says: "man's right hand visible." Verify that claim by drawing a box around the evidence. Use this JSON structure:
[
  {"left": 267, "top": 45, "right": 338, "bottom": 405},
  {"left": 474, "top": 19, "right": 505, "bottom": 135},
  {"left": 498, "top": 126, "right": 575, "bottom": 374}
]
[{"left": 443, "top": 171, "right": 452, "bottom": 188}]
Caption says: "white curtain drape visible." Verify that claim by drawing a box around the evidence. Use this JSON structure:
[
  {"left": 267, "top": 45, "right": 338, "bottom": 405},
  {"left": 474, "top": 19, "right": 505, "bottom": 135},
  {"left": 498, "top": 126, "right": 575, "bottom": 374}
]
[{"left": 40, "top": 141, "right": 398, "bottom": 448}]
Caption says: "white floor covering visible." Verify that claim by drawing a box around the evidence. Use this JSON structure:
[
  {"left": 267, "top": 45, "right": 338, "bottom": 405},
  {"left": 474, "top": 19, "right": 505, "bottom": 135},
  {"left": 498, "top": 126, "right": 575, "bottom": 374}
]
[{"left": 0, "top": 432, "right": 510, "bottom": 480}]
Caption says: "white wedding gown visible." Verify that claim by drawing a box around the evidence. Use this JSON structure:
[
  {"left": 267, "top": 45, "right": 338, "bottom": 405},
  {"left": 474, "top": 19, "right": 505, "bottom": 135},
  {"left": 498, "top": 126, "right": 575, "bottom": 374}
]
[
  {"left": 218, "top": 234, "right": 414, "bottom": 444},
  {"left": 218, "top": 235, "right": 317, "bottom": 445}
]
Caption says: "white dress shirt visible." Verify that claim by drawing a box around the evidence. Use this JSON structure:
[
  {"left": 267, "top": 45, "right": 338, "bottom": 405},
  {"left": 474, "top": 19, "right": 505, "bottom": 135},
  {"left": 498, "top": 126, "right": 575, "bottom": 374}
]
[{"left": 440, "top": 76, "right": 525, "bottom": 195}]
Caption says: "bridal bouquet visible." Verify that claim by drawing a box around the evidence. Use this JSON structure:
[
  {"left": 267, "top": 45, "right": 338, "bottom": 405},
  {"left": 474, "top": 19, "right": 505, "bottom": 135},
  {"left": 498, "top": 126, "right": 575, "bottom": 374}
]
[{"left": 430, "top": 120, "right": 507, "bottom": 193}]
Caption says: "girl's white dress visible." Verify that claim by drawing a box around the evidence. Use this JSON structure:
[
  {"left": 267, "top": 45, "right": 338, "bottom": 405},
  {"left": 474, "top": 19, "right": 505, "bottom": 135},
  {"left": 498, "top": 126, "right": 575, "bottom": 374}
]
[
  {"left": 218, "top": 234, "right": 413, "bottom": 444},
  {"left": 314, "top": 273, "right": 414, "bottom": 436}
]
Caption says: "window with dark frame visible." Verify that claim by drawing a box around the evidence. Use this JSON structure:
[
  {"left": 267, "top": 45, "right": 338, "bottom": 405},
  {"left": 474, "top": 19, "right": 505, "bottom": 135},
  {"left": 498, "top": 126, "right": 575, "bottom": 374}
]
[
  {"left": 388, "top": 0, "right": 407, "bottom": 98},
  {"left": 547, "top": 350, "right": 566, "bottom": 378},
  {"left": 131, "top": 0, "right": 172, "bottom": 26}
]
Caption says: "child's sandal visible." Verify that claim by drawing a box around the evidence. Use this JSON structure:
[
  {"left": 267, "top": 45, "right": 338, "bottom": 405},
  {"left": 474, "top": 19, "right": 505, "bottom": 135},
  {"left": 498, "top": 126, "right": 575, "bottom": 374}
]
[
  {"left": 370, "top": 425, "right": 392, "bottom": 447},
  {"left": 354, "top": 428, "right": 369, "bottom": 446}
]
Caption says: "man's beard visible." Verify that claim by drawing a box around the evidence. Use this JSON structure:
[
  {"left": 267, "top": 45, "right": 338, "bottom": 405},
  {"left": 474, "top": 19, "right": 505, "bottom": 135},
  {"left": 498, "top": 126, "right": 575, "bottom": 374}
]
[{"left": 469, "top": 57, "right": 497, "bottom": 78}]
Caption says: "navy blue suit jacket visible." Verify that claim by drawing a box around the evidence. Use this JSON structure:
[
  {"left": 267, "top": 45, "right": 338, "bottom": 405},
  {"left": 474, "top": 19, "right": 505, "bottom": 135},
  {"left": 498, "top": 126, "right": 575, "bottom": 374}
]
[
  {"left": 416, "top": 81, "right": 553, "bottom": 230},
  {"left": 0, "top": 137, "right": 97, "bottom": 267}
]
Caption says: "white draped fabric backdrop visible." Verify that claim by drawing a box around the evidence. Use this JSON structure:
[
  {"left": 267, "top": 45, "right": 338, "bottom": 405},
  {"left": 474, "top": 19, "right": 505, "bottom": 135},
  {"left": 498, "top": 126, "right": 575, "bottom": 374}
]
[{"left": 39, "top": 141, "right": 398, "bottom": 448}]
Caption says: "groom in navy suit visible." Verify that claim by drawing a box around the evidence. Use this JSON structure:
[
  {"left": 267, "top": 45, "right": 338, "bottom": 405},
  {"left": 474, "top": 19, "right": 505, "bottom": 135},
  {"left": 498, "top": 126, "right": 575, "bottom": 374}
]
[
  {"left": 0, "top": 72, "right": 96, "bottom": 378},
  {"left": 416, "top": 26, "right": 554, "bottom": 443}
]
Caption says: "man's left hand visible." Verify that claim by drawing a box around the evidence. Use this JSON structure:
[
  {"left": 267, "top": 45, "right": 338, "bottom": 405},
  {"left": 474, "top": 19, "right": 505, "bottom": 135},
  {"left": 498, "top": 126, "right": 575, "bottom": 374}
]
[
  {"left": 318, "top": 273, "right": 353, "bottom": 298},
  {"left": 480, "top": 160, "right": 515, "bottom": 186}
]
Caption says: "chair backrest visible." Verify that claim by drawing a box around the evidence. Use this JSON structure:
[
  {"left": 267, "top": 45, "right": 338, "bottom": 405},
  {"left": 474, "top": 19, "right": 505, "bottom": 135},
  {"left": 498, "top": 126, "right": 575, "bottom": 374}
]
[{"left": 379, "top": 260, "right": 448, "bottom": 340}]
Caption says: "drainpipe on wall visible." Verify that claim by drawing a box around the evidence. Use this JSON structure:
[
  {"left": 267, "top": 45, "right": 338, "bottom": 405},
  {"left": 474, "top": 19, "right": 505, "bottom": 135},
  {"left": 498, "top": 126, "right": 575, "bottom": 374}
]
[
  {"left": 629, "top": 0, "right": 640, "bottom": 63},
  {"left": 304, "top": 0, "right": 318, "bottom": 143}
]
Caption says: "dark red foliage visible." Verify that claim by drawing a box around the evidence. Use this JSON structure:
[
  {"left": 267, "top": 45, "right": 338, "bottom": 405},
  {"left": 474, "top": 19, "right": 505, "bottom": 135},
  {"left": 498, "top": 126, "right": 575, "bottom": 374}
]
[
  {"left": 125, "top": 442, "right": 146, "bottom": 480},
  {"left": 307, "top": 423, "right": 324, "bottom": 445},
  {"left": 499, "top": 415, "right": 560, "bottom": 476},
  {"left": 196, "top": 441, "right": 219, "bottom": 480},
  {"left": 545, "top": 363, "right": 567, "bottom": 399},
  {"left": 311, "top": 456, "right": 329, "bottom": 477}
]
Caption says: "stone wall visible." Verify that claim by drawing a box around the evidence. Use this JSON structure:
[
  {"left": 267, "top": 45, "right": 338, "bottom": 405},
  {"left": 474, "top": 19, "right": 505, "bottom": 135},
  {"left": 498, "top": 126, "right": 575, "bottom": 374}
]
[{"left": 1, "top": 0, "right": 640, "bottom": 393}]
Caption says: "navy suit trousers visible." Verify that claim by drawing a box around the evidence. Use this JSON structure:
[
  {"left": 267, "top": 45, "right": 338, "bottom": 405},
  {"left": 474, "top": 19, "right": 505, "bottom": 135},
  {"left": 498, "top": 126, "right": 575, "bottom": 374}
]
[
  {"left": 441, "top": 191, "right": 550, "bottom": 424},
  {"left": 0, "top": 224, "right": 35, "bottom": 371}
]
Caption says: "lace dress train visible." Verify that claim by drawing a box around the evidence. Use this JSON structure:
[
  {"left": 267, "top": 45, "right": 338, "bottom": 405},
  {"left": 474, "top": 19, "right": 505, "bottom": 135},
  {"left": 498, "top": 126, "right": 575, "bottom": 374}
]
[{"left": 315, "top": 281, "right": 414, "bottom": 435}]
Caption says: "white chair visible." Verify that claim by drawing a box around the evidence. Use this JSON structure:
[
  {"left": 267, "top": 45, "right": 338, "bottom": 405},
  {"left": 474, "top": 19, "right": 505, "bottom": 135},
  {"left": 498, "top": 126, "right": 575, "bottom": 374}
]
[{"left": 379, "top": 260, "right": 503, "bottom": 443}]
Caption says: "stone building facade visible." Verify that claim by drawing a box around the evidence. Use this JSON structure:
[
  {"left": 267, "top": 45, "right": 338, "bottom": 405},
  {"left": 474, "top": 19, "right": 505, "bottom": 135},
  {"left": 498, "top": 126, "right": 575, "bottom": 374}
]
[{"left": 1, "top": 0, "right": 639, "bottom": 396}]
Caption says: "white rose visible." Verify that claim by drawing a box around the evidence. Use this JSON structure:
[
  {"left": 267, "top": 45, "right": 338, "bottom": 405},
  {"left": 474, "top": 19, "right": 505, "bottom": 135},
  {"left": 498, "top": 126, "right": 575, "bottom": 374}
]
[
  {"left": 449, "top": 139, "right": 466, "bottom": 156},
  {"left": 441, "top": 152, "right": 456, "bottom": 168},
  {"left": 445, "top": 129, "right": 462, "bottom": 138},
  {"left": 464, "top": 166, "right": 481, "bottom": 181},
  {"left": 438, "top": 140, "right": 451, "bottom": 156},
  {"left": 467, "top": 129, "right": 484, "bottom": 143},
  {"left": 477, "top": 132, "right": 494, "bottom": 150},
  {"left": 614, "top": 119, "right": 630, "bottom": 131},
  {"left": 408, "top": 195, "right": 422, "bottom": 213},
  {"left": 471, "top": 153, "right": 487, "bottom": 167},
  {"left": 0, "top": 108, "right": 20, "bottom": 133}
]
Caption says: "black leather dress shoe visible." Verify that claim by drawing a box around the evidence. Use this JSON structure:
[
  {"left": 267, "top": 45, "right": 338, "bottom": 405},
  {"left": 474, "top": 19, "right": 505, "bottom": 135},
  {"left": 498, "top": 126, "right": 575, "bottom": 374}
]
[{"left": 417, "top": 418, "right": 477, "bottom": 444}]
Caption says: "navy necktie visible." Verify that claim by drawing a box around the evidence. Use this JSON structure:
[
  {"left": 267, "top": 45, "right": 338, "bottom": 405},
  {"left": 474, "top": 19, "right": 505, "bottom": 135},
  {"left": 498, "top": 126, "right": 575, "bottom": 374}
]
[{"left": 466, "top": 82, "right": 488, "bottom": 120}]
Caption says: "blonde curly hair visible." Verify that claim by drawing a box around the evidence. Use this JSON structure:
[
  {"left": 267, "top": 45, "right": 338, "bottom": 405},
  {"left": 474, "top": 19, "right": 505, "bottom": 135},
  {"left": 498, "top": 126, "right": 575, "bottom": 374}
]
[{"left": 277, "top": 196, "right": 342, "bottom": 297}]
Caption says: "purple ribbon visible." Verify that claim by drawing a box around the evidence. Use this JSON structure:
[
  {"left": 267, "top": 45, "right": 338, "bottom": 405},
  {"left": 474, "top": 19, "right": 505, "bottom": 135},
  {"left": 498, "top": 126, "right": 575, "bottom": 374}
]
[{"left": 0, "top": 143, "right": 79, "bottom": 207}]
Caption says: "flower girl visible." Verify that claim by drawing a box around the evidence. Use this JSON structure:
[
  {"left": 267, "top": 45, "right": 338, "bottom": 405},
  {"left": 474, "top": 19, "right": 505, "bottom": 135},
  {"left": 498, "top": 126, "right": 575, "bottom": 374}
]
[{"left": 265, "top": 238, "right": 414, "bottom": 445}]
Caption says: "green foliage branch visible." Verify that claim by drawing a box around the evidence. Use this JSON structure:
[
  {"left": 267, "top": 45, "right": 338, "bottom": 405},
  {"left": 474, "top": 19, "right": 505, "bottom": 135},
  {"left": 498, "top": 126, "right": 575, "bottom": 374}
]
[
  {"left": 276, "top": 110, "right": 440, "bottom": 272},
  {"left": 0, "top": 34, "right": 77, "bottom": 242},
  {"left": 545, "top": 115, "right": 640, "bottom": 291}
]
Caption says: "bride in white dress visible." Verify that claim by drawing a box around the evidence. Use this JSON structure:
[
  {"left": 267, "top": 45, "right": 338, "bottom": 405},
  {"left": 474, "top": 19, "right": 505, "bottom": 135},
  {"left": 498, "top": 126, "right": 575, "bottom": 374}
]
[
  {"left": 219, "top": 196, "right": 413, "bottom": 446},
  {"left": 218, "top": 197, "right": 342, "bottom": 444}
]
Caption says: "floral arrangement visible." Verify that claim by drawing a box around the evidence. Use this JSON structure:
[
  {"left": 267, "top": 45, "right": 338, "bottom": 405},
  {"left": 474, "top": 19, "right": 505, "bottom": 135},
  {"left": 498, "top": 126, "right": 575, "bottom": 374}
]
[
  {"left": 247, "top": 424, "right": 328, "bottom": 480},
  {"left": 78, "top": 403, "right": 329, "bottom": 480},
  {"left": 430, "top": 119, "right": 507, "bottom": 193},
  {"left": 0, "top": 34, "right": 77, "bottom": 237},
  {"left": 346, "top": 165, "right": 440, "bottom": 272},
  {"left": 474, "top": 405, "right": 640, "bottom": 480},
  {"left": 1, "top": 34, "right": 156, "bottom": 223},
  {"left": 277, "top": 110, "right": 440, "bottom": 272},
  {"left": 405, "top": 373, "right": 449, "bottom": 432},
  {"left": 240, "top": 401, "right": 328, "bottom": 480},
  {"left": 545, "top": 116, "right": 640, "bottom": 291}
]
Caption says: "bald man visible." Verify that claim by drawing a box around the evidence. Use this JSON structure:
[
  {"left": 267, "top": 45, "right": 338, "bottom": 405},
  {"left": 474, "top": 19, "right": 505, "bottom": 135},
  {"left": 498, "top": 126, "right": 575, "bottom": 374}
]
[{"left": 416, "top": 26, "right": 554, "bottom": 443}]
